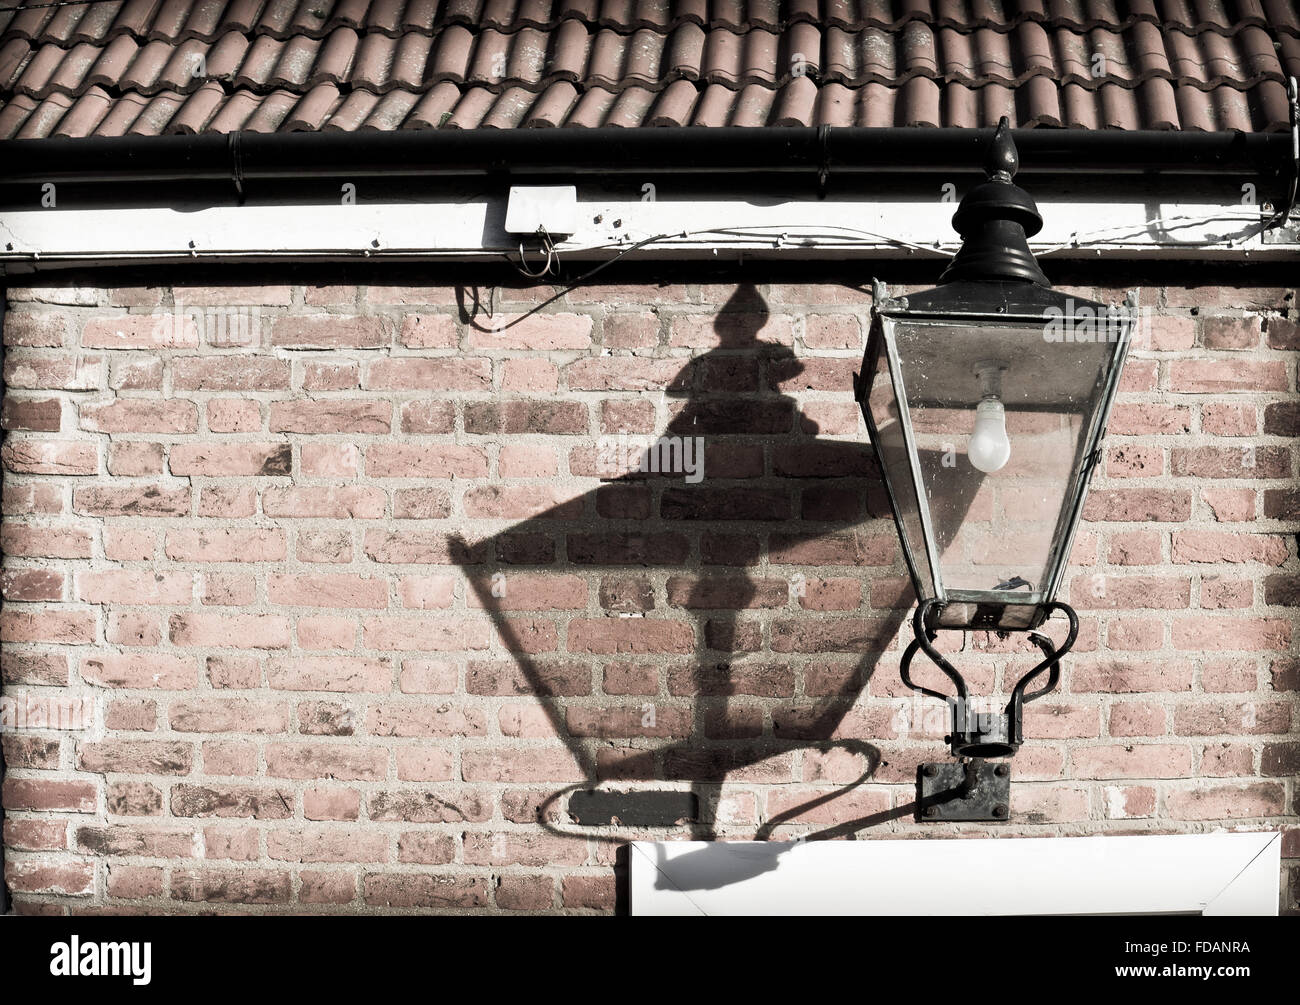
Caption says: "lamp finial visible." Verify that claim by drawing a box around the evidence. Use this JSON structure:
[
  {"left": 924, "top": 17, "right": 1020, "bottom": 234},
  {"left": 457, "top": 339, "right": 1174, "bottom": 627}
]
[{"left": 987, "top": 116, "right": 1017, "bottom": 182}]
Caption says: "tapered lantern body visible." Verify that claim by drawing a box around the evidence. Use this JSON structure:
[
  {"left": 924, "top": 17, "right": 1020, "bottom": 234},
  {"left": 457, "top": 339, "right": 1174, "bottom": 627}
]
[
  {"left": 861, "top": 279, "right": 1133, "bottom": 633},
  {"left": 853, "top": 119, "right": 1136, "bottom": 778}
]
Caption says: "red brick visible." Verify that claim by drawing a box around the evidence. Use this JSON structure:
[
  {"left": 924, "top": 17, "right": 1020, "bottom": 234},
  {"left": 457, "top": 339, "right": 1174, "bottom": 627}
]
[
  {"left": 399, "top": 399, "right": 455, "bottom": 433},
  {"left": 1083, "top": 489, "right": 1191, "bottom": 522},
  {"left": 364, "top": 357, "right": 491, "bottom": 391},
  {"left": 171, "top": 784, "right": 289, "bottom": 819},
  {"left": 297, "top": 616, "right": 356, "bottom": 650},
  {"left": 1201, "top": 487, "right": 1256, "bottom": 522},
  {"left": 5, "top": 311, "right": 67, "bottom": 347},
  {"left": 3, "top": 777, "right": 98, "bottom": 812},
  {"left": 1171, "top": 616, "right": 1289, "bottom": 651},
  {"left": 1200, "top": 742, "right": 1255, "bottom": 776},
  {"left": 107, "top": 781, "right": 163, "bottom": 816},
  {"left": 1202, "top": 402, "right": 1258, "bottom": 436},
  {"left": 172, "top": 356, "right": 290, "bottom": 390},
  {"left": 107, "top": 441, "right": 164, "bottom": 476},
  {"left": 5, "top": 859, "right": 94, "bottom": 896},
  {"left": 1108, "top": 701, "right": 1166, "bottom": 737},
  {"left": 200, "top": 399, "right": 259, "bottom": 433},
  {"left": 1168, "top": 359, "right": 1287, "bottom": 392},
  {"left": 368, "top": 787, "right": 490, "bottom": 823},
  {"left": 267, "top": 573, "right": 388, "bottom": 609},
  {"left": 165, "top": 529, "right": 286, "bottom": 562},
  {"left": 82, "top": 314, "right": 198, "bottom": 349},
  {"left": 80, "top": 398, "right": 196, "bottom": 433},
  {"left": 268, "top": 827, "right": 388, "bottom": 863},
  {"left": 1068, "top": 574, "right": 1190, "bottom": 610},
  {"left": 265, "top": 743, "right": 387, "bottom": 780},
  {"left": 171, "top": 868, "right": 291, "bottom": 904},
  {"left": 269, "top": 399, "right": 391, "bottom": 433},
  {"left": 470, "top": 313, "right": 593, "bottom": 349},
  {"left": 77, "top": 739, "right": 192, "bottom": 775},
  {"left": 1107, "top": 403, "right": 1191, "bottom": 435},
  {"left": 82, "top": 653, "right": 187, "bottom": 694},
  {"left": 174, "top": 285, "right": 292, "bottom": 306},
  {"left": 462, "top": 485, "right": 580, "bottom": 518},
  {"left": 1072, "top": 743, "right": 1193, "bottom": 778},
  {"left": 106, "top": 612, "right": 161, "bottom": 646},
  {"left": 1070, "top": 658, "right": 1194, "bottom": 693},
  {"left": 5, "top": 352, "right": 103, "bottom": 390},
  {"left": 395, "top": 747, "right": 455, "bottom": 782},
  {"left": 271, "top": 315, "right": 386, "bottom": 348},
  {"left": 76, "top": 570, "right": 193, "bottom": 605},
  {"left": 74, "top": 485, "right": 190, "bottom": 517},
  {"left": 198, "top": 484, "right": 257, "bottom": 517},
  {"left": 562, "top": 873, "right": 615, "bottom": 911},
  {"left": 366, "top": 703, "right": 487, "bottom": 737},
  {"left": 466, "top": 400, "right": 587, "bottom": 435},
  {"left": 169, "top": 698, "right": 290, "bottom": 733},
  {"left": 105, "top": 697, "right": 157, "bottom": 731},
  {"left": 496, "top": 874, "right": 555, "bottom": 911},
  {"left": 303, "top": 787, "right": 361, "bottom": 821},
  {"left": 300, "top": 871, "right": 356, "bottom": 904},
  {"left": 397, "top": 313, "right": 458, "bottom": 348},
  {"left": 169, "top": 612, "right": 290, "bottom": 649},
  {"left": 1166, "top": 783, "right": 1285, "bottom": 820},
  {"left": 1173, "top": 700, "right": 1290, "bottom": 736},
  {"left": 1, "top": 523, "right": 92, "bottom": 558},
  {"left": 461, "top": 748, "right": 584, "bottom": 783},
  {"left": 111, "top": 357, "right": 163, "bottom": 390},
  {"left": 301, "top": 443, "right": 359, "bottom": 478},
  {"left": 566, "top": 358, "right": 687, "bottom": 392},
  {"left": 170, "top": 442, "right": 290, "bottom": 477},
  {"left": 1171, "top": 446, "right": 1289, "bottom": 479},
  {"left": 1, "top": 608, "right": 96, "bottom": 644},
  {"left": 3, "top": 438, "right": 97, "bottom": 475},
  {"left": 366, "top": 444, "right": 487, "bottom": 478},
  {"left": 107, "top": 865, "right": 164, "bottom": 899},
  {"left": 1200, "top": 576, "right": 1253, "bottom": 608},
  {"left": 2, "top": 396, "right": 62, "bottom": 431},
  {"left": 1, "top": 568, "right": 65, "bottom": 602},
  {"left": 363, "top": 873, "right": 488, "bottom": 909},
  {"left": 303, "top": 361, "right": 359, "bottom": 390},
  {"left": 1200, "top": 315, "right": 1261, "bottom": 349},
  {"left": 502, "top": 358, "right": 559, "bottom": 391}
]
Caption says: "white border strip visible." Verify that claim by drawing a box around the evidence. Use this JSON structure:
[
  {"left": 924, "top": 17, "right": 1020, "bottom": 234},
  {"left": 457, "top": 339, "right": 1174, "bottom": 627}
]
[
  {"left": 630, "top": 832, "right": 1280, "bottom": 916},
  {"left": 2, "top": 182, "right": 1293, "bottom": 268}
]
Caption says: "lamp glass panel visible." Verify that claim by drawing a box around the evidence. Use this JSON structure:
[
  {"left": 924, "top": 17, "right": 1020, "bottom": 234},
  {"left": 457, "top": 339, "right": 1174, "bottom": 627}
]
[
  {"left": 888, "top": 318, "right": 1122, "bottom": 606},
  {"left": 864, "top": 339, "right": 933, "bottom": 602}
]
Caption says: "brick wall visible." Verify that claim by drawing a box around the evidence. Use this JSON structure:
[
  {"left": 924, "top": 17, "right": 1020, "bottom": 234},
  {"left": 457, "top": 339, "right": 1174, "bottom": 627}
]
[{"left": 1, "top": 272, "right": 1296, "bottom": 914}]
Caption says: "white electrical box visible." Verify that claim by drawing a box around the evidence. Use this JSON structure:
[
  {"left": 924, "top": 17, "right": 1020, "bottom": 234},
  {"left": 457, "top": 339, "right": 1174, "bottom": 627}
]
[{"left": 504, "top": 186, "right": 579, "bottom": 237}]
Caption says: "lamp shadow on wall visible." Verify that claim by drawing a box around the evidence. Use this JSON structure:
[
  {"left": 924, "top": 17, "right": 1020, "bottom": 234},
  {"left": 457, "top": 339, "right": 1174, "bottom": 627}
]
[{"left": 451, "top": 282, "right": 961, "bottom": 869}]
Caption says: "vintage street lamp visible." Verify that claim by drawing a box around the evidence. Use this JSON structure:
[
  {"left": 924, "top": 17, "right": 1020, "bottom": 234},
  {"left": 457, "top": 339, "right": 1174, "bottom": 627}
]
[{"left": 854, "top": 119, "right": 1137, "bottom": 819}]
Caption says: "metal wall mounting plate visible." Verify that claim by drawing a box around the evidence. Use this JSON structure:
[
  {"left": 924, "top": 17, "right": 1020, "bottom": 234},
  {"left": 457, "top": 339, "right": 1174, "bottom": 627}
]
[
  {"left": 917, "top": 760, "right": 1011, "bottom": 822},
  {"left": 1261, "top": 216, "right": 1300, "bottom": 244}
]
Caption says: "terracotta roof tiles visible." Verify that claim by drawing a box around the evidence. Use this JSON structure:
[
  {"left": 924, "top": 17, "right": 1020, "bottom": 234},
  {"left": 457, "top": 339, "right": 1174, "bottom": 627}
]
[{"left": 1, "top": 0, "right": 1296, "bottom": 137}]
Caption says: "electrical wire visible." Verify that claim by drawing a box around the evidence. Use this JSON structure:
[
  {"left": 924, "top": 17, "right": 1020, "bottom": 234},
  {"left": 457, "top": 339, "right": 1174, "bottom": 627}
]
[
  {"left": 483, "top": 204, "right": 1283, "bottom": 331},
  {"left": 1034, "top": 208, "right": 1274, "bottom": 256}
]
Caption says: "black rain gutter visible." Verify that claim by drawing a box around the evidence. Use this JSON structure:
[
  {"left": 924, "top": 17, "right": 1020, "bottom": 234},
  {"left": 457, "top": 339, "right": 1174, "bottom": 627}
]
[{"left": 0, "top": 126, "right": 1292, "bottom": 187}]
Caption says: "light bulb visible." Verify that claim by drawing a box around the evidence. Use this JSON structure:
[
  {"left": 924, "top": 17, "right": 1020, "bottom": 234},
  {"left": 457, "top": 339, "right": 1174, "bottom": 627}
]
[{"left": 969, "top": 397, "right": 1011, "bottom": 473}]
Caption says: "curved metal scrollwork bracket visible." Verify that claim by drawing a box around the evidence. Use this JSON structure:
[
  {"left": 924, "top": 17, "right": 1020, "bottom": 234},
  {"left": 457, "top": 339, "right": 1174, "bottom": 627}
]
[{"left": 900, "top": 598, "right": 1079, "bottom": 759}]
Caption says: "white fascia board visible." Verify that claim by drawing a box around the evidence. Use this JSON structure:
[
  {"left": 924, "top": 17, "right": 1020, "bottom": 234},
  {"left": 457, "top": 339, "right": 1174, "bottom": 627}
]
[
  {"left": 1, "top": 177, "right": 1296, "bottom": 270},
  {"left": 630, "top": 831, "right": 1281, "bottom": 916}
]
